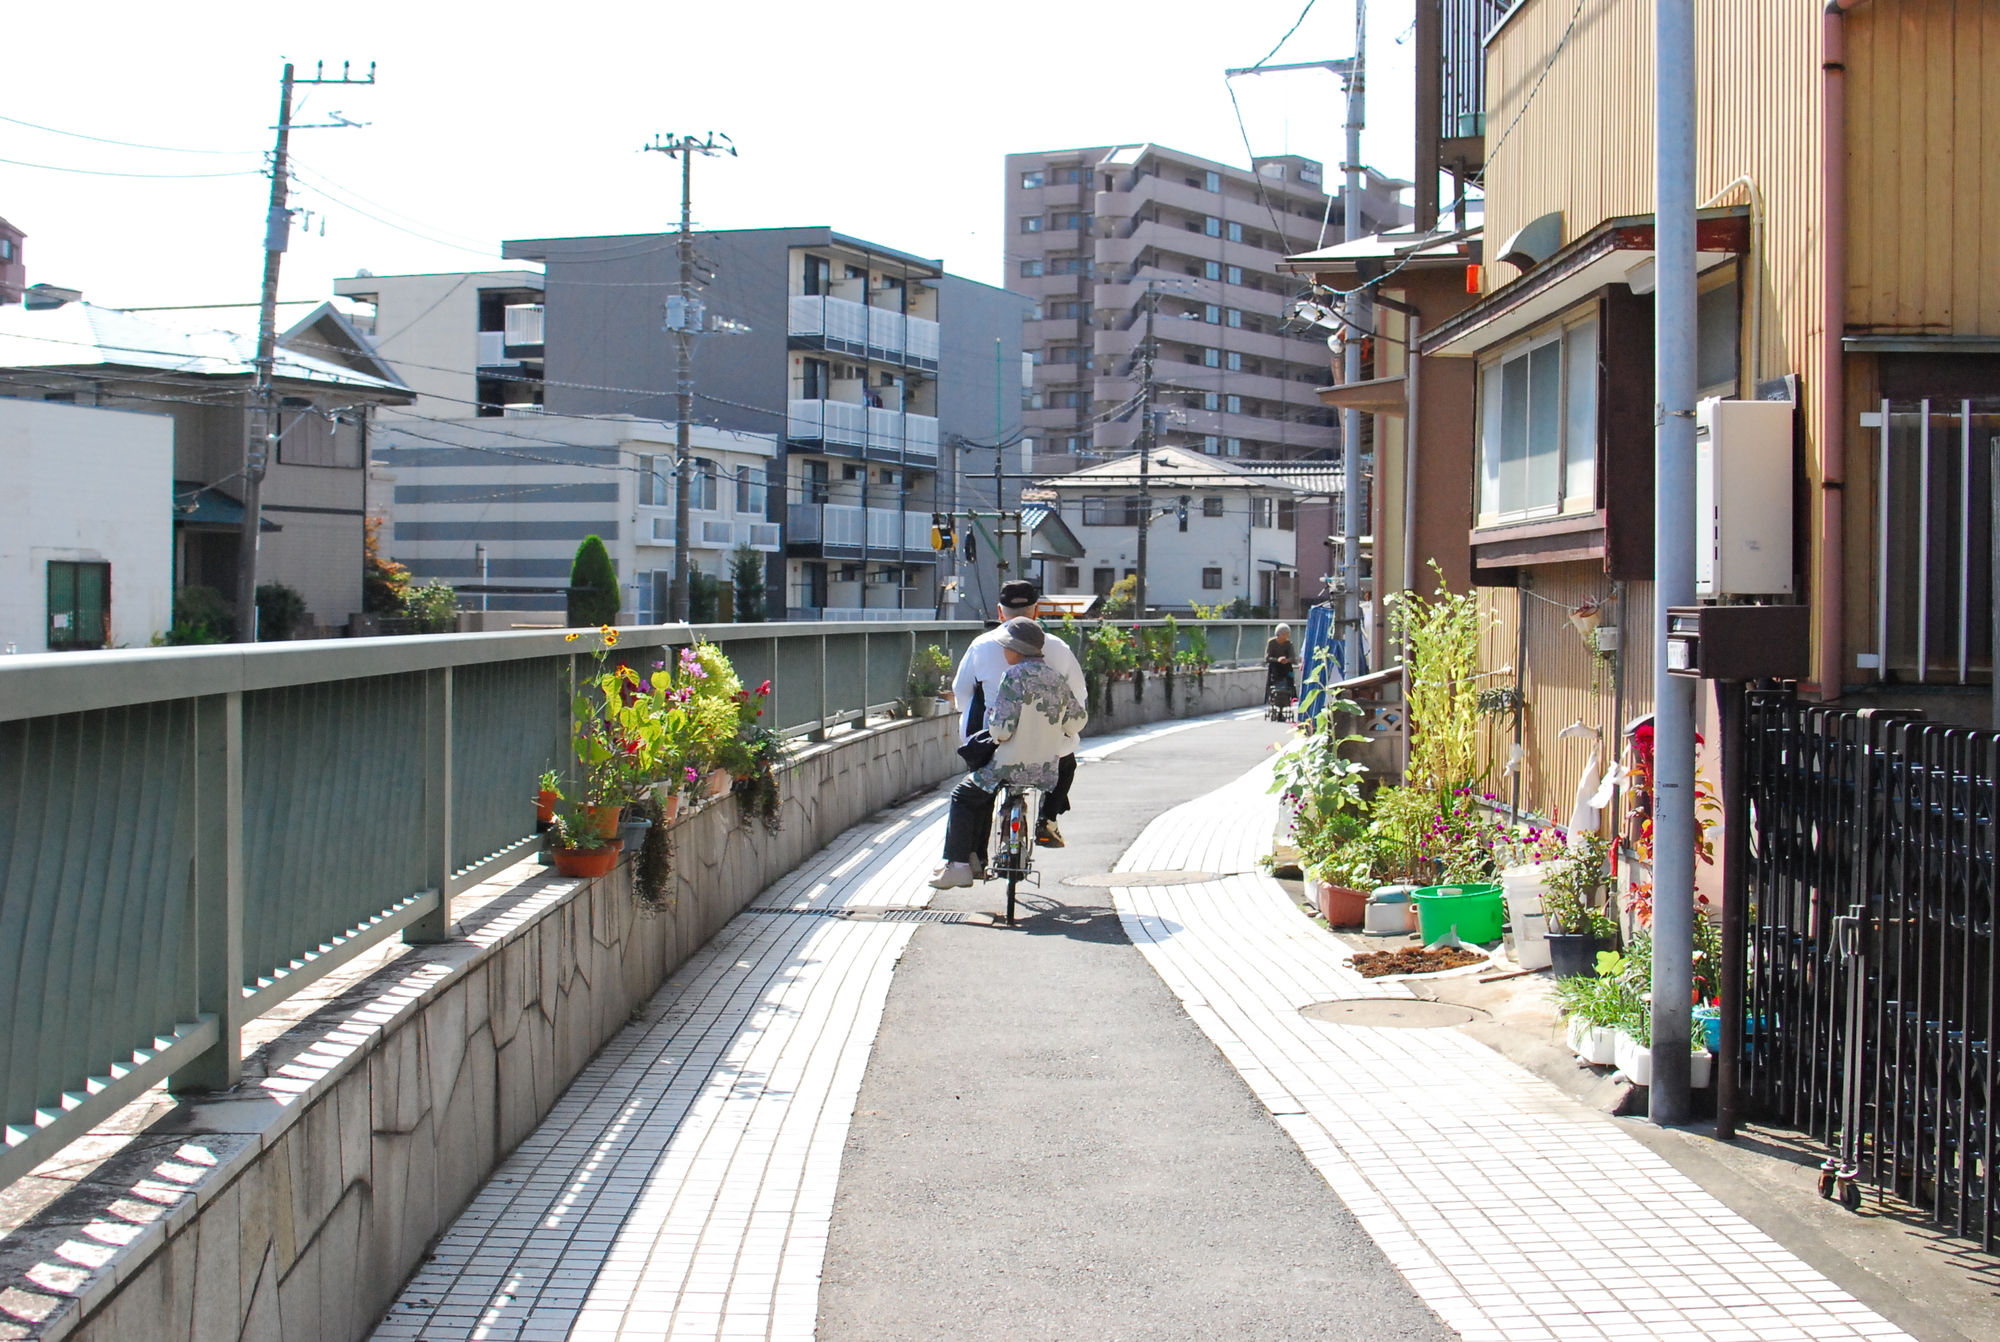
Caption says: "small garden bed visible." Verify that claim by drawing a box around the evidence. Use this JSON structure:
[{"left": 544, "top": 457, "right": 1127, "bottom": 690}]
[{"left": 1349, "top": 946, "right": 1487, "bottom": 978}]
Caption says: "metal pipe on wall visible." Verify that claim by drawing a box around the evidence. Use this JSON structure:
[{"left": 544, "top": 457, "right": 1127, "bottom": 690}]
[{"left": 1818, "top": 1, "right": 1870, "bottom": 697}]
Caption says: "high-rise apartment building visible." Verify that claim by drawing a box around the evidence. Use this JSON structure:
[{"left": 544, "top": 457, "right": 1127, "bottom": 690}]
[{"left": 1007, "top": 144, "right": 1409, "bottom": 471}]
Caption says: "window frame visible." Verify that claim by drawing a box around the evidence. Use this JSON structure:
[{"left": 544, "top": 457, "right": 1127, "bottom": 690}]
[
  {"left": 46, "top": 559, "right": 110, "bottom": 651},
  {"left": 1475, "top": 307, "right": 1601, "bottom": 527},
  {"left": 1021, "top": 170, "right": 1045, "bottom": 189},
  {"left": 1202, "top": 566, "right": 1223, "bottom": 589},
  {"left": 1019, "top": 216, "right": 1044, "bottom": 234},
  {"left": 1202, "top": 497, "right": 1224, "bottom": 518}
]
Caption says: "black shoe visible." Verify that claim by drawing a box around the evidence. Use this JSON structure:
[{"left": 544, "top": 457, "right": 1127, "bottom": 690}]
[{"left": 1035, "top": 818, "right": 1065, "bottom": 848}]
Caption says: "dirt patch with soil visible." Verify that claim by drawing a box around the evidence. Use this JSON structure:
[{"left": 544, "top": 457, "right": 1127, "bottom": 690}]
[{"left": 1348, "top": 947, "right": 1487, "bottom": 978}]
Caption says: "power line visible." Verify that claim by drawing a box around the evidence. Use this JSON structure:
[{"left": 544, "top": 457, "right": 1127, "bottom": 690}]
[
  {"left": 0, "top": 156, "right": 259, "bottom": 179},
  {"left": 0, "top": 111, "right": 256, "bottom": 155}
]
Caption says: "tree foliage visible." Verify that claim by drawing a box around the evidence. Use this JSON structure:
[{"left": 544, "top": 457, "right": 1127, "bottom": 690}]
[
  {"left": 1385, "top": 561, "right": 1485, "bottom": 794},
  {"left": 567, "top": 534, "right": 620, "bottom": 627},
  {"left": 729, "top": 544, "right": 767, "bottom": 622}
]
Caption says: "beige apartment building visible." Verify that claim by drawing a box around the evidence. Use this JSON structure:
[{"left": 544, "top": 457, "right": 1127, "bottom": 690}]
[{"left": 1006, "top": 143, "right": 1409, "bottom": 472}]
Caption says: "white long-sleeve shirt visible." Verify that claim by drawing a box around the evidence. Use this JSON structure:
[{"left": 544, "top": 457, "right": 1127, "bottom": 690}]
[{"left": 951, "top": 625, "right": 1087, "bottom": 745}]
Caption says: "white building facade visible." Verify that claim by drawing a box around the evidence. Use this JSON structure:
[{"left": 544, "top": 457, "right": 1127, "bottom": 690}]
[
  {"left": 0, "top": 398, "right": 172, "bottom": 651},
  {"left": 370, "top": 416, "right": 779, "bottom": 622}
]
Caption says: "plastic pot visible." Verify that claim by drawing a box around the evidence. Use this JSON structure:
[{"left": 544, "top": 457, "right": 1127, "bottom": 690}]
[
  {"left": 1613, "top": 1030, "right": 1652, "bottom": 1087},
  {"left": 1317, "top": 882, "right": 1368, "bottom": 928},
  {"left": 550, "top": 841, "right": 622, "bottom": 879},
  {"left": 535, "top": 789, "right": 561, "bottom": 825},
  {"left": 1565, "top": 1017, "right": 1620, "bottom": 1066},
  {"left": 1546, "top": 932, "right": 1612, "bottom": 978},
  {"left": 582, "top": 804, "right": 624, "bottom": 841},
  {"left": 1413, "top": 883, "right": 1505, "bottom": 945},
  {"left": 1691, "top": 1050, "right": 1714, "bottom": 1089},
  {"left": 702, "top": 768, "right": 733, "bottom": 800},
  {"left": 617, "top": 817, "right": 653, "bottom": 855}
]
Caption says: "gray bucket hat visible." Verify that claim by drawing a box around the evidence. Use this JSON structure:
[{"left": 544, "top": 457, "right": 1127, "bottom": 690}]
[{"left": 994, "top": 617, "right": 1046, "bottom": 657}]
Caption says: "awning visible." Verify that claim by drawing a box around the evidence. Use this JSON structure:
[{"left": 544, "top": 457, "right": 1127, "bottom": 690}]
[
  {"left": 1421, "top": 210, "right": 1748, "bottom": 358},
  {"left": 173, "top": 481, "right": 281, "bottom": 531},
  {"left": 1317, "top": 374, "right": 1408, "bottom": 416}
]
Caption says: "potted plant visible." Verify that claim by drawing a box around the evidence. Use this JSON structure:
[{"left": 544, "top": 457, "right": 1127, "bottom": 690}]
[
  {"left": 535, "top": 769, "right": 562, "bottom": 829},
  {"left": 907, "top": 644, "right": 951, "bottom": 718},
  {"left": 1551, "top": 970, "right": 1625, "bottom": 1066},
  {"left": 547, "top": 810, "right": 622, "bottom": 879},
  {"left": 1542, "top": 834, "right": 1618, "bottom": 976}
]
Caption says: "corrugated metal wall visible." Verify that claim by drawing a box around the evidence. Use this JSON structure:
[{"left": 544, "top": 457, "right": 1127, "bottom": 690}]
[
  {"left": 1845, "top": 0, "right": 2000, "bottom": 336},
  {"left": 1476, "top": 567, "right": 1655, "bottom": 830}
]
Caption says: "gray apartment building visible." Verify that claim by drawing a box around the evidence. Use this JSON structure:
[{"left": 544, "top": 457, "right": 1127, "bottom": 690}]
[{"left": 1006, "top": 143, "right": 1409, "bottom": 472}]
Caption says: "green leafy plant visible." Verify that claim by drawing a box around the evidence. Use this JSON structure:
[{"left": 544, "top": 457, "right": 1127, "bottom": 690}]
[
  {"left": 400, "top": 579, "right": 459, "bottom": 634},
  {"left": 908, "top": 644, "right": 952, "bottom": 700},
  {"left": 549, "top": 808, "right": 612, "bottom": 852},
  {"left": 1099, "top": 574, "right": 1137, "bottom": 617},
  {"left": 1188, "top": 599, "right": 1231, "bottom": 619},
  {"left": 729, "top": 543, "right": 767, "bottom": 622},
  {"left": 166, "top": 585, "right": 235, "bottom": 644},
  {"left": 255, "top": 582, "right": 308, "bottom": 641},
  {"left": 1385, "top": 561, "right": 1486, "bottom": 795},
  {"left": 538, "top": 768, "right": 561, "bottom": 795},
  {"left": 567, "top": 534, "right": 620, "bottom": 627},
  {"left": 1543, "top": 833, "right": 1617, "bottom": 937},
  {"left": 688, "top": 565, "right": 723, "bottom": 623}
]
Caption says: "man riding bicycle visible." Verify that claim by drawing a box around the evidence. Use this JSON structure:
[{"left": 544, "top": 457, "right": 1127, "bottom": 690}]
[
  {"left": 932, "top": 617, "right": 1087, "bottom": 890},
  {"left": 949, "top": 580, "right": 1088, "bottom": 847},
  {"left": 1265, "top": 622, "right": 1298, "bottom": 709}
]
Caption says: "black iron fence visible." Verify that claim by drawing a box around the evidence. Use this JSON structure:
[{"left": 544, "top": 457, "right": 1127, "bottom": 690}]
[{"left": 1742, "top": 690, "right": 1997, "bottom": 1247}]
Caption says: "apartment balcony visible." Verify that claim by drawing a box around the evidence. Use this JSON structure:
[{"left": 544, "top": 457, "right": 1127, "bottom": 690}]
[
  {"left": 786, "top": 399, "right": 940, "bottom": 464},
  {"left": 1090, "top": 222, "right": 1293, "bottom": 283},
  {"left": 785, "top": 504, "right": 933, "bottom": 559},
  {"left": 787, "top": 295, "right": 940, "bottom": 370},
  {"left": 639, "top": 510, "right": 783, "bottom": 551}
]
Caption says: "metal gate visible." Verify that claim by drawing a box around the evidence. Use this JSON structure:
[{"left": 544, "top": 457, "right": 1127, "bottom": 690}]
[{"left": 1742, "top": 690, "right": 1997, "bottom": 1246}]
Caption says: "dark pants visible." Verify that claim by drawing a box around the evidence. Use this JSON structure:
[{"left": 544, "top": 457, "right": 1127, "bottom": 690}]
[
  {"left": 943, "top": 778, "right": 997, "bottom": 863},
  {"left": 1045, "top": 753, "right": 1077, "bottom": 819}
]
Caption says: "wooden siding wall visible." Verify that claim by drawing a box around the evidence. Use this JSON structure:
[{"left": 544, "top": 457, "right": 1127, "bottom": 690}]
[
  {"left": 1844, "top": 1, "right": 2000, "bottom": 335},
  {"left": 1476, "top": 567, "right": 1655, "bottom": 832}
]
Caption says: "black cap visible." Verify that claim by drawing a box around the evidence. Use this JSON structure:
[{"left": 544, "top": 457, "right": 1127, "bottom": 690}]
[{"left": 998, "top": 580, "right": 1040, "bottom": 610}]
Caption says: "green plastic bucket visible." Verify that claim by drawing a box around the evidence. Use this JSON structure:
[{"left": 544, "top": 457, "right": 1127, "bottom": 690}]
[{"left": 1413, "top": 882, "right": 1505, "bottom": 945}]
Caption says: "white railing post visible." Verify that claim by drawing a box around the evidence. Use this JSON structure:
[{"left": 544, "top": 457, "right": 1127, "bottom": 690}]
[{"left": 170, "top": 691, "right": 245, "bottom": 1094}]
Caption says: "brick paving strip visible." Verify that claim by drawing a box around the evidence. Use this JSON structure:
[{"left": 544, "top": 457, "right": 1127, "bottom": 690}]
[
  {"left": 368, "top": 796, "right": 950, "bottom": 1342},
  {"left": 1113, "top": 761, "right": 1914, "bottom": 1342}
]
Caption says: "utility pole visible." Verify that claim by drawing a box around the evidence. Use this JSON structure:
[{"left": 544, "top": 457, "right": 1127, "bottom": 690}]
[
  {"left": 1224, "top": 13, "right": 1366, "bottom": 665},
  {"left": 643, "top": 132, "right": 736, "bottom": 621},
  {"left": 1650, "top": 0, "right": 1699, "bottom": 1124},
  {"left": 235, "top": 60, "right": 374, "bottom": 642},
  {"left": 1135, "top": 285, "right": 1158, "bottom": 617}
]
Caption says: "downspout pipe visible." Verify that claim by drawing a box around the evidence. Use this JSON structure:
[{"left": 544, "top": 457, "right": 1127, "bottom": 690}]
[{"left": 1820, "top": 0, "right": 1866, "bottom": 697}]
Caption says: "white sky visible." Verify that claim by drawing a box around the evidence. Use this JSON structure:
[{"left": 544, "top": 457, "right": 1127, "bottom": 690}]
[{"left": 2, "top": 0, "right": 1419, "bottom": 315}]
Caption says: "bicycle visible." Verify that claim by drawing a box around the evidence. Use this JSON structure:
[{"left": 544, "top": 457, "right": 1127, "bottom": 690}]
[{"left": 987, "top": 783, "right": 1041, "bottom": 925}]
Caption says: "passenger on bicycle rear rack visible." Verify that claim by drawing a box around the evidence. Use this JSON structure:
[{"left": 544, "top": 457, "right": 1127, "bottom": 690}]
[
  {"left": 949, "top": 580, "right": 1087, "bottom": 847},
  {"left": 931, "top": 617, "right": 1087, "bottom": 892},
  {"left": 1265, "top": 623, "right": 1298, "bottom": 716}
]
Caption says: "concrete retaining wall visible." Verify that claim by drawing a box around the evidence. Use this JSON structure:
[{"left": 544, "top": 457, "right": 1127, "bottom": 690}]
[{"left": 1084, "top": 665, "right": 1265, "bottom": 735}]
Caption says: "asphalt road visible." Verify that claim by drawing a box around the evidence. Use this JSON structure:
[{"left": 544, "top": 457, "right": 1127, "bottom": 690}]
[{"left": 816, "top": 716, "right": 1457, "bottom": 1341}]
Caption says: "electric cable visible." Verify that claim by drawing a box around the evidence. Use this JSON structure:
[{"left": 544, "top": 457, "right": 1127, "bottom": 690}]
[{"left": 0, "top": 111, "right": 257, "bottom": 155}]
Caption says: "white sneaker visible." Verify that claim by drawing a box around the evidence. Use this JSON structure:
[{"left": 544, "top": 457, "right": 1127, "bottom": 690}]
[
  {"left": 972, "top": 856, "right": 990, "bottom": 881},
  {"left": 929, "top": 863, "right": 974, "bottom": 890}
]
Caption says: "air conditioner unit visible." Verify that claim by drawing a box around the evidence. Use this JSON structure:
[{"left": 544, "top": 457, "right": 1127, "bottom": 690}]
[{"left": 1695, "top": 397, "right": 1793, "bottom": 597}]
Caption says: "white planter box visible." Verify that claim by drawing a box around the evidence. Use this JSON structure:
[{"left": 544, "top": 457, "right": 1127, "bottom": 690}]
[
  {"left": 1613, "top": 1030, "right": 1652, "bottom": 1086},
  {"left": 1567, "top": 1017, "right": 1620, "bottom": 1066},
  {"left": 1691, "top": 1050, "right": 1714, "bottom": 1089}
]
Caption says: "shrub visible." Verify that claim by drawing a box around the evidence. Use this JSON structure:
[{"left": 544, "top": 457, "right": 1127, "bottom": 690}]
[
  {"left": 688, "top": 566, "right": 722, "bottom": 624},
  {"left": 362, "top": 518, "right": 411, "bottom": 614},
  {"left": 1099, "top": 574, "right": 1136, "bottom": 617},
  {"left": 254, "top": 582, "right": 308, "bottom": 641},
  {"left": 1386, "top": 561, "right": 1485, "bottom": 795},
  {"left": 403, "top": 579, "right": 460, "bottom": 633},
  {"left": 567, "top": 535, "right": 620, "bottom": 627},
  {"left": 169, "top": 585, "right": 235, "bottom": 643},
  {"left": 729, "top": 544, "right": 767, "bottom": 622},
  {"left": 908, "top": 644, "right": 951, "bottom": 700}
]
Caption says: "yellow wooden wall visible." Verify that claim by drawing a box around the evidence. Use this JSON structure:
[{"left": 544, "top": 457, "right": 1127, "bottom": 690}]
[{"left": 1844, "top": 0, "right": 2000, "bottom": 336}]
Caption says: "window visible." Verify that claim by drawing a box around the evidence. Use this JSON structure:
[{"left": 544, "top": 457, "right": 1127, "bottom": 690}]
[
  {"left": 1202, "top": 497, "right": 1224, "bottom": 518},
  {"left": 1226, "top": 395, "right": 1243, "bottom": 415},
  {"left": 1476, "top": 315, "right": 1599, "bottom": 522},
  {"left": 637, "top": 454, "right": 671, "bottom": 506},
  {"left": 805, "top": 459, "right": 830, "bottom": 504},
  {"left": 1226, "top": 438, "right": 1243, "bottom": 457},
  {"left": 1021, "top": 170, "right": 1045, "bottom": 188},
  {"left": 1049, "top": 390, "right": 1084, "bottom": 409},
  {"left": 1203, "top": 393, "right": 1220, "bottom": 411},
  {"left": 1061, "top": 565, "right": 1080, "bottom": 588},
  {"left": 1204, "top": 216, "right": 1222, "bottom": 238},
  {"left": 1226, "top": 308, "right": 1243, "bottom": 329},
  {"left": 841, "top": 463, "right": 861, "bottom": 481},
  {"left": 1227, "top": 265, "right": 1242, "bottom": 286},
  {"left": 1046, "top": 345, "right": 1084, "bottom": 365},
  {"left": 736, "top": 465, "right": 767, "bottom": 516},
  {"left": 1020, "top": 216, "right": 1044, "bottom": 234},
  {"left": 1203, "top": 348, "right": 1220, "bottom": 369},
  {"left": 803, "top": 255, "right": 831, "bottom": 296},
  {"left": 1278, "top": 499, "right": 1296, "bottom": 531},
  {"left": 1050, "top": 257, "right": 1091, "bottom": 275},
  {"left": 1201, "top": 435, "right": 1220, "bottom": 454},
  {"left": 1226, "top": 352, "right": 1243, "bottom": 372},
  {"left": 1204, "top": 171, "right": 1222, "bottom": 193},
  {"left": 1227, "top": 222, "right": 1244, "bottom": 244},
  {"left": 46, "top": 560, "right": 109, "bottom": 651},
  {"left": 1053, "top": 166, "right": 1083, "bottom": 185},
  {"left": 802, "top": 357, "right": 829, "bottom": 400},
  {"left": 1697, "top": 277, "right": 1740, "bottom": 394},
  {"left": 1251, "top": 497, "right": 1275, "bottom": 528},
  {"left": 1204, "top": 304, "right": 1221, "bottom": 324},
  {"left": 1204, "top": 261, "right": 1221, "bottom": 281},
  {"left": 1053, "top": 212, "right": 1091, "bottom": 232},
  {"left": 1020, "top": 260, "right": 1044, "bottom": 278},
  {"left": 691, "top": 458, "right": 718, "bottom": 511},
  {"left": 0, "top": 239, "right": 14, "bottom": 261},
  {"left": 277, "top": 398, "right": 361, "bottom": 468},
  {"left": 1092, "top": 567, "right": 1115, "bottom": 596},
  {"left": 1081, "top": 496, "right": 1139, "bottom": 526}
]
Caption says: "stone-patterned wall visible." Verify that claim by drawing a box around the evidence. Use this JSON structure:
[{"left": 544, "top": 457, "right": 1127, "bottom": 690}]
[{"left": 7, "top": 716, "right": 958, "bottom": 1342}]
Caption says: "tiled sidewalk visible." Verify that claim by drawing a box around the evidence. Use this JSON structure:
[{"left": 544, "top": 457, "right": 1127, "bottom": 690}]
[
  {"left": 367, "top": 795, "right": 950, "bottom": 1342},
  {"left": 1114, "top": 763, "right": 1911, "bottom": 1342}
]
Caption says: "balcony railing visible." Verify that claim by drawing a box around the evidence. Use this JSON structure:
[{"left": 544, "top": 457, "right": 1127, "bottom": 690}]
[
  {"left": 787, "top": 295, "right": 940, "bottom": 369},
  {"left": 786, "top": 505, "right": 933, "bottom": 553},
  {"left": 786, "top": 400, "right": 939, "bottom": 461}
]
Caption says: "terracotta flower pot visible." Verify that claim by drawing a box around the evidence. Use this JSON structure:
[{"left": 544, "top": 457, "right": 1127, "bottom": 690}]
[
  {"left": 702, "top": 768, "right": 732, "bottom": 800},
  {"left": 535, "top": 789, "right": 561, "bottom": 824},
  {"left": 1317, "top": 883, "right": 1369, "bottom": 928},
  {"left": 658, "top": 794, "right": 682, "bottom": 824},
  {"left": 582, "top": 804, "right": 624, "bottom": 841},
  {"left": 550, "top": 841, "right": 622, "bottom": 879}
]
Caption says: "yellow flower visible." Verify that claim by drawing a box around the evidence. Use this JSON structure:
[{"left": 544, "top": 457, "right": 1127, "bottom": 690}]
[
  {"left": 599, "top": 625, "right": 615, "bottom": 635},
  {"left": 565, "top": 633, "right": 581, "bottom": 642},
  {"left": 604, "top": 632, "right": 621, "bottom": 648}
]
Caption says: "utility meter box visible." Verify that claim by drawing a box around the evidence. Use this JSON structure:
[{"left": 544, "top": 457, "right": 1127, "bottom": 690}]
[
  {"left": 1695, "top": 397, "right": 1794, "bottom": 597},
  {"left": 1664, "top": 605, "right": 1811, "bottom": 681}
]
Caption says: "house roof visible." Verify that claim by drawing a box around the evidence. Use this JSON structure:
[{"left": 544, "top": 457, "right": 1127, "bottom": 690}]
[
  {"left": 280, "top": 302, "right": 409, "bottom": 388},
  {"left": 1021, "top": 505, "right": 1086, "bottom": 559},
  {"left": 1034, "top": 446, "right": 1324, "bottom": 493},
  {"left": 1280, "top": 221, "right": 1485, "bottom": 275},
  {"left": 0, "top": 302, "right": 413, "bottom": 395}
]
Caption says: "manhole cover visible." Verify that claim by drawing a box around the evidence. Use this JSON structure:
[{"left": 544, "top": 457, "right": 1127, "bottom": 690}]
[
  {"left": 1064, "top": 871, "right": 1222, "bottom": 888},
  {"left": 1299, "top": 999, "right": 1489, "bottom": 1028}
]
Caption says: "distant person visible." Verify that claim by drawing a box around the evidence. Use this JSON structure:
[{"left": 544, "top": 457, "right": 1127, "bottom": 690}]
[
  {"left": 1266, "top": 623, "right": 1297, "bottom": 708},
  {"left": 949, "top": 580, "right": 1087, "bottom": 846},
  {"left": 932, "top": 618, "right": 1087, "bottom": 889}
]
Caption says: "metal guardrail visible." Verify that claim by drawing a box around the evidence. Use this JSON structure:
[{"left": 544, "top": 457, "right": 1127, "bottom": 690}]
[{"left": 0, "top": 616, "right": 1281, "bottom": 1192}]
